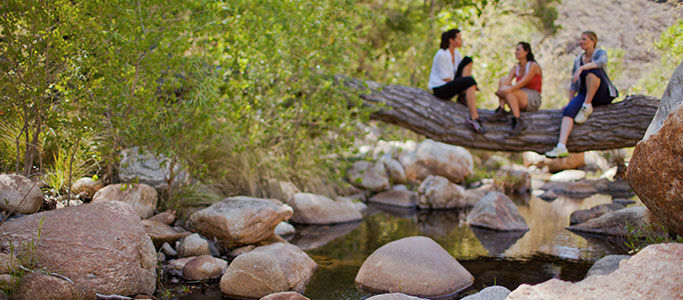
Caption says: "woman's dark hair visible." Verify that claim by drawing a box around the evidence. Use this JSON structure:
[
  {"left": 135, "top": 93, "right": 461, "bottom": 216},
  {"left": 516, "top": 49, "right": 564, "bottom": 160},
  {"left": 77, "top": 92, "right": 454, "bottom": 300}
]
[
  {"left": 440, "top": 29, "right": 460, "bottom": 49},
  {"left": 518, "top": 42, "right": 535, "bottom": 62}
]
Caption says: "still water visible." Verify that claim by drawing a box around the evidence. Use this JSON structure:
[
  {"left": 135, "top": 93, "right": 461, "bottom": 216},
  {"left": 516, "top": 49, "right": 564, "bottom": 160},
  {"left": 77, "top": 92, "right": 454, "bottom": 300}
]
[{"left": 166, "top": 193, "right": 631, "bottom": 299}]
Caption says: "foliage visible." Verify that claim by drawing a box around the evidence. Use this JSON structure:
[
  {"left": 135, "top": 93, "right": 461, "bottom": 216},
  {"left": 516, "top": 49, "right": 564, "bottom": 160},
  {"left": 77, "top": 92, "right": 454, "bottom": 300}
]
[
  {"left": 629, "top": 20, "right": 683, "bottom": 97},
  {"left": 624, "top": 221, "right": 682, "bottom": 254}
]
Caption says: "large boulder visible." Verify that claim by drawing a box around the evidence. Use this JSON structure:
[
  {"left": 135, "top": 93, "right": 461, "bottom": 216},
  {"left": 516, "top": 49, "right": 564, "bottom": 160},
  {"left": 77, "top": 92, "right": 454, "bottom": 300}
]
[
  {"left": 15, "top": 272, "right": 94, "bottom": 300},
  {"left": 0, "top": 174, "right": 43, "bottom": 214},
  {"left": 506, "top": 243, "right": 683, "bottom": 299},
  {"left": 417, "top": 175, "right": 467, "bottom": 209},
  {"left": 348, "top": 161, "right": 391, "bottom": 192},
  {"left": 186, "top": 196, "right": 293, "bottom": 248},
  {"left": 91, "top": 183, "right": 158, "bottom": 219},
  {"left": 119, "top": 146, "right": 190, "bottom": 190},
  {"left": 354, "top": 236, "right": 473, "bottom": 298},
  {"left": 466, "top": 192, "right": 528, "bottom": 231},
  {"left": 369, "top": 190, "right": 418, "bottom": 208},
  {"left": 399, "top": 139, "right": 473, "bottom": 183},
  {"left": 567, "top": 206, "right": 663, "bottom": 236},
  {"left": 626, "top": 62, "right": 683, "bottom": 235},
  {"left": 569, "top": 203, "right": 625, "bottom": 225},
  {"left": 288, "top": 193, "right": 362, "bottom": 225},
  {"left": 220, "top": 243, "right": 317, "bottom": 299},
  {"left": 0, "top": 201, "right": 157, "bottom": 296}
]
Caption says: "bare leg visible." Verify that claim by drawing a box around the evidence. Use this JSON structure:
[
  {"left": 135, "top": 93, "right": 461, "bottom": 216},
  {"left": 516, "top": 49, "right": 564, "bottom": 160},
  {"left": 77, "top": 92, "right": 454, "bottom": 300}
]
[
  {"left": 584, "top": 73, "right": 600, "bottom": 105},
  {"left": 462, "top": 62, "right": 473, "bottom": 77},
  {"left": 465, "top": 85, "right": 478, "bottom": 119},
  {"left": 506, "top": 90, "right": 529, "bottom": 118},
  {"left": 497, "top": 77, "right": 509, "bottom": 108},
  {"left": 558, "top": 116, "right": 574, "bottom": 145}
]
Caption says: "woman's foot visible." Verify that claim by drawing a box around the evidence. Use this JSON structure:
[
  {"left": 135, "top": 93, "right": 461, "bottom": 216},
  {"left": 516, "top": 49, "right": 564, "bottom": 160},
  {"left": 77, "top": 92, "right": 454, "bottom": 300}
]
[
  {"left": 545, "top": 144, "right": 569, "bottom": 158},
  {"left": 466, "top": 116, "right": 486, "bottom": 134},
  {"left": 575, "top": 103, "right": 593, "bottom": 124},
  {"left": 510, "top": 117, "right": 526, "bottom": 135}
]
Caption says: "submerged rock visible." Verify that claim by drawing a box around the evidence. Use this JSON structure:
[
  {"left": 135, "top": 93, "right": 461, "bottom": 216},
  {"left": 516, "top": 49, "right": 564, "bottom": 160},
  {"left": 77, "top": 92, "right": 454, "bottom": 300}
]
[
  {"left": 466, "top": 192, "right": 528, "bottom": 232},
  {"left": 369, "top": 190, "right": 418, "bottom": 208},
  {"left": 289, "top": 193, "right": 362, "bottom": 224},
  {"left": 506, "top": 243, "right": 683, "bottom": 299},
  {"left": 355, "top": 236, "right": 473, "bottom": 298},
  {"left": 91, "top": 183, "right": 158, "bottom": 219},
  {"left": 569, "top": 203, "right": 625, "bottom": 225},
  {"left": 0, "top": 201, "right": 157, "bottom": 296},
  {"left": 0, "top": 173, "right": 43, "bottom": 214},
  {"left": 567, "top": 206, "right": 664, "bottom": 236},
  {"left": 417, "top": 175, "right": 467, "bottom": 209},
  {"left": 220, "top": 243, "right": 317, "bottom": 299},
  {"left": 186, "top": 196, "right": 293, "bottom": 247}
]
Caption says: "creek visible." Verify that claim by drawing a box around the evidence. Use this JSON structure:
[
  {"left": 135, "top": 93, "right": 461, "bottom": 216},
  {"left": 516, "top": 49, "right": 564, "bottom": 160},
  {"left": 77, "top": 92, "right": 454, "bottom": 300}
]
[{"left": 164, "top": 191, "right": 633, "bottom": 299}]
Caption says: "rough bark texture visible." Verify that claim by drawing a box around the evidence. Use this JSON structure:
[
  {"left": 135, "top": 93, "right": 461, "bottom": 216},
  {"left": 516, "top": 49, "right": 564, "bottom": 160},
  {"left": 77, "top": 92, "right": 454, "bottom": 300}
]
[{"left": 343, "top": 77, "right": 660, "bottom": 152}]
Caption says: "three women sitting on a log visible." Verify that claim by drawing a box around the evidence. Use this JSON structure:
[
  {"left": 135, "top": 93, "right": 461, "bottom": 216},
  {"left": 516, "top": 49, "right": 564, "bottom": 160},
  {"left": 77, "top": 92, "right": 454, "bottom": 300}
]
[{"left": 428, "top": 29, "right": 618, "bottom": 158}]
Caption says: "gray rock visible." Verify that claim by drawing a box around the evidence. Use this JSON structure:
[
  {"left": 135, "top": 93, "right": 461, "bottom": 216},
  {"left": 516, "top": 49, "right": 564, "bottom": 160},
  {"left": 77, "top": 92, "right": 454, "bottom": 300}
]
[
  {"left": 538, "top": 190, "right": 558, "bottom": 201},
  {"left": 0, "top": 174, "right": 43, "bottom": 214},
  {"left": 119, "top": 146, "right": 190, "bottom": 190},
  {"left": 549, "top": 170, "right": 586, "bottom": 182},
  {"left": 569, "top": 203, "right": 625, "bottom": 225},
  {"left": 274, "top": 222, "right": 295, "bottom": 236},
  {"left": 461, "top": 286, "right": 511, "bottom": 300},
  {"left": 70, "top": 177, "right": 104, "bottom": 198},
  {"left": 466, "top": 192, "right": 528, "bottom": 231},
  {"left": 586, "top": 255, "right": 631, "bottom": 277},
  {"left": 260, "top": 291, "right": 311, "bottom": 300},
  {"left": 369, "top": 190, "right": 418, "bottom": 208},
  {"left": 417, "top": 175, "right": 467, "bottom": 209},
  {"left": 399, "top": 139, "right": 473, "bottom": 184},
  {"left": 348, "top": 160, "right": 391, "bottom": 192},
  {"left": 141, "top": 219, "right": 190, "bottom": 247},
  {"left": 161, "top": 242, "right": 177, "bottom": 257},
  {"left": 177, "top": 233, "right": 211, "bottom": 258},
  {"left": 379, "top": 155, "right": 407, "bottom": 184},
  {"left": 366, "top": 293, "right": 428, "bottom": 300},
  {"left": 613, "top": 198, "right": 636, "bottom": 206}
]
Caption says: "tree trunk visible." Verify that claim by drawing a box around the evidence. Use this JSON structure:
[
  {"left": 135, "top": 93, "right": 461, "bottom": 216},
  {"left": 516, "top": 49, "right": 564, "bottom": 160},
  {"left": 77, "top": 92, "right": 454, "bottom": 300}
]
[{"left": 343, "top": 77, "right": 660, "bottom": 152}]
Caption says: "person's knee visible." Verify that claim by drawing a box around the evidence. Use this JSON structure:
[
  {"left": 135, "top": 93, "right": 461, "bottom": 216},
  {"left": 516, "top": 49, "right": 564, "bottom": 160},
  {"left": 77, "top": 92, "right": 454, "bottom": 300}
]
[
  {"left": 585, "top": 72, "right": 600, "bottom": 84},
  {"left": 463, "top": 76, "right": 477, "bottom": 87}
]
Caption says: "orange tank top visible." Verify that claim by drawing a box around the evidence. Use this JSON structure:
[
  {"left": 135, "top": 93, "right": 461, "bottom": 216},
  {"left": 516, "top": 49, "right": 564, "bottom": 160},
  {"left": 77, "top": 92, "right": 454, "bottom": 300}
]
[{"left": 514, "top": 62, "right": 542, "bottom": 93}]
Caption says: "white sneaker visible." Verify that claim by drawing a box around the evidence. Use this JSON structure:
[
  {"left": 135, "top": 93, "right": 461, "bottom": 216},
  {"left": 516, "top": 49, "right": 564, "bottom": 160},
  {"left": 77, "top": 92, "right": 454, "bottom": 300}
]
[
  {"left": 574, "top": 103, "right": 593, "bottom": 124},
  {"left": 545, "top": 145, "right": 569, "bottom": 158}
]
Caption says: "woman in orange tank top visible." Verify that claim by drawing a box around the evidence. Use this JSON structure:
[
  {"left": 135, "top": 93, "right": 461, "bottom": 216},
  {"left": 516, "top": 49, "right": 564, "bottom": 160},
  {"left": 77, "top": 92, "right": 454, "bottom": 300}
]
[{"left": 494, "top": 42, "right": 543, "bottom": 135}]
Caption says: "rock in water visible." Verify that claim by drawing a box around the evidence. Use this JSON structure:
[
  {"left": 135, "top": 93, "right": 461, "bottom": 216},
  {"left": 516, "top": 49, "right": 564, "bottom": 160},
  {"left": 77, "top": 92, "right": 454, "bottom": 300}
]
[
  {"left": 569, "top": 203, "right": 625, "bottom": 225},
  {"left": 0, "top": 201, "right": 157, "bottom": 296},
  {"left": 626, "top": 62, "right": 683, "bottom": 236},
  {"left": 506, "top": 243, "right": 683, "bottom": 299},
  {"left": 186, "top": 196, "right": 293, "bottom": 247},
  {"left": 288, "top": 193, "right": 362, "bottom": 224},
  {"left": 354, "top": 236, "right": 473, "bottom": 297},
  {"left": 585, "top": 255, "right": 631, "bottom": 277},
  {"left": 220, "top": 243, "right": 317, "bottom": 299},
  {"left": 0, "top": 174, "right": 43, "bottom": 214},
  {"left": 466, "top": 192, "right": 528, "bottom": 231},
  {"left": 567, "top": 206, "right": 663, "bottom": 236},
  {"left": 417, "top": 175, "right": 467, "bottom": 209}
]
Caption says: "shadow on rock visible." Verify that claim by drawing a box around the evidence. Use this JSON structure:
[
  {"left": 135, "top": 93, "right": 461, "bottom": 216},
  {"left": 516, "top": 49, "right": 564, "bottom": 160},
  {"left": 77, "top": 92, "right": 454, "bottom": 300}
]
[
  {"left": 470, "top": 227, "right": 527, "bottom": 256},
  {"left": 290, "top": 221, "right": 362, "bottom": 251}
]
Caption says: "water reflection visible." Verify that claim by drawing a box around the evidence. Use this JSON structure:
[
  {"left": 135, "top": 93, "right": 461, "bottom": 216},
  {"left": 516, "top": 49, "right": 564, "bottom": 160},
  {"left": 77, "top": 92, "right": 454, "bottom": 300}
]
[
  {"left": 470, "top": 227, "right": 526, "bottom": 257},
  {"left": 290, "top": 221, "right": 362, "bottom": 251}
]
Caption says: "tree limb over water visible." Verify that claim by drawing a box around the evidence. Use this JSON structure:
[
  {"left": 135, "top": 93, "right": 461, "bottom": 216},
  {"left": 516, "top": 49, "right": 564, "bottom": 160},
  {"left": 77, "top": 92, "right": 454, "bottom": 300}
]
[{"left": 342, "top": 77, "right": 660, "bottom": 152}]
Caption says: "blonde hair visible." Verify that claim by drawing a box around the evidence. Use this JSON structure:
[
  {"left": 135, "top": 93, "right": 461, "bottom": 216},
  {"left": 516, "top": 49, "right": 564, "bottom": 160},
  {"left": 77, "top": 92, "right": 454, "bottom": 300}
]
[{"left": 582, "top": 31, "right": 598, "bottom": 47}]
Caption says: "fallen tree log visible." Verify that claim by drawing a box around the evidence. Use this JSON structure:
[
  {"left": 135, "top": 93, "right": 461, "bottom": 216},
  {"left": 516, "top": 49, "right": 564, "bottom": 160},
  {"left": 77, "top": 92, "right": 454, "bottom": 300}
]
[{"left": 344, "top": 77, "right": 660, "bottom": 153}]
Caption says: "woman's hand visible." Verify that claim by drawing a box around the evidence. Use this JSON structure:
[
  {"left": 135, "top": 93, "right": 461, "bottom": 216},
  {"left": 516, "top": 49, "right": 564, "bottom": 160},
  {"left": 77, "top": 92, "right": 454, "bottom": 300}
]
[
  {"left": 572, "top": 67, "right": 583, "bottom": 83},
  {"left": 496, "top": 86, "right": 511, "bottom": 97}
]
